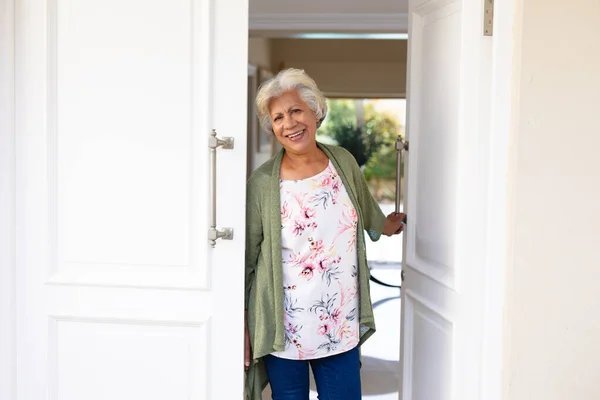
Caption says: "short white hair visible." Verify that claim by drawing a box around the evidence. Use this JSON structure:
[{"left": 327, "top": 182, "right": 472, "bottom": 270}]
[{"left": 255, "top": 68, "right": 328, "bottom": 133}]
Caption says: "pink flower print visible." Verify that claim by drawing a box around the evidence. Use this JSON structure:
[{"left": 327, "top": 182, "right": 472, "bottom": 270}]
[
  {"left": 287, "top": 322, "right": 299, "bottom": 334},
  {"left": 308, "top": 237, "right": 325, "bottom": 255},
  {"left": 288, "top": 251, "right": 310, "bottom": 268},
  {"left": 320, "top": 176, "right": 331, "bottom": 188},
  {"left": 302, "top": 207, "right": 318, "bottom": 232},
  {"left": 302, "top": 207, "right": 316, "bottom": 220},
  {"left": 347, "top": 206, "right": 357, "bottom": 222},
  {"left": 281, "top": 201, "right": 292, "bottom": 225},
  {"left": 292, "top": 219, "right": 306, "bottom": 236},
  {"left": 316, "top": 257, "right": 328, "bottom": 273},
  {"left": 299, "top": 262, "right": 315, "bottom": 280},
  {"left": 330, "top": 308, "right": 342, "bottom": 324},
  {"left": 338, "top": 281, "right": 359, "bottom": 309},
  {"left": 298, "top": 348, "right": 318, "bottom": 360},
  {"left": 317, "top": 323, "right": 330, "bottom": 335},
  {"left": 333, "top": 204, "right": 358, "bottom": 250},
  {"left": 291, "top": 191, "right": 308, "bottom": 209},
  {"left": 331, "top": 176, "right": 341, "bottom": 194},
  {"left": 337, "top": 320, "right": 355, "bottom": 341},
  {"left": 319, "top": 251, "right": 342, "bottom": 286}
]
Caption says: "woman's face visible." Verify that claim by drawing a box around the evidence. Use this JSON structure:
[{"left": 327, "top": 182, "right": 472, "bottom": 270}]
[{"left": 269, "top": 90, "right": 319, "bottom": 154}]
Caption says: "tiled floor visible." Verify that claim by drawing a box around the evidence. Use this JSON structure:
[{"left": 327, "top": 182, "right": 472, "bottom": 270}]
[
  {"left": 262, "top": 269, "right": 403, "bottom": 400},
  {"left": 357, "top": 269, "right": 402, "bottom": 400}
]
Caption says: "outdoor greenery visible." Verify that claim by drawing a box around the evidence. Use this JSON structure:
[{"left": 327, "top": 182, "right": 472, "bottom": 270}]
[{"left": 319, "top": 99, "right": 404, "bottom": 202}]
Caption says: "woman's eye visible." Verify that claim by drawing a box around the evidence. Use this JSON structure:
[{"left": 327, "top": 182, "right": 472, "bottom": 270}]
[
  {"left": 274, "top": 116, "right": 282, "bottom": 121},
  {"left": 292, "top": 109, "right": 301, "bottom": 114}
]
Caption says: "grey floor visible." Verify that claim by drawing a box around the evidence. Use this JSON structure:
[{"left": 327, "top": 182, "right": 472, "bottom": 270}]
[{"left": 355, "top": 269, "right": 402, "bottom": 400}]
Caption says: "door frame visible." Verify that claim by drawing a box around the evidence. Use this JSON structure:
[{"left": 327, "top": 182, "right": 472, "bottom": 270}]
[
  {"left": 480, "top": 0, "right": 520, "bottom": 398},
  {"left": 0, "top": 0, "right": 16, "bottom": 399},
  {"left": 0, "top": 1, "right": 517, "bottom": 398}
]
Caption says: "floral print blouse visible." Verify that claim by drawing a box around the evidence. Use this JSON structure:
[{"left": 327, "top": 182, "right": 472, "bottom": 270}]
[{"left": 272, "top": 160, "right": 359, "bottom": 360}]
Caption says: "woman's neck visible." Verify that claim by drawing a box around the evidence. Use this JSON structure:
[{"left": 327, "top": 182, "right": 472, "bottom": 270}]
[
  {"left": 283, "top": 146, "right": 324, "bottom": 168},
  {"left": 280, "top": 145, "right": 329, "bottom": 180}
]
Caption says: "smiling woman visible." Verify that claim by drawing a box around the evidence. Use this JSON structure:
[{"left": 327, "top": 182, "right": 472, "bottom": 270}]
[
  {"left": 255, "top": 69, "right": 330, "bottom": 180},
  {"left": 244, "top": 68, "right": 405, "bottom": 400},
  {"left": 269, "top": 90, "right": 324, "bottom": 174}
]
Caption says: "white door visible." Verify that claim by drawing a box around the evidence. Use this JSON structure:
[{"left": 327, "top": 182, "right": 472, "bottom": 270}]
[
  {"left": 15, "top": 0, "right": 248, "bottom": 399},
  {"left": 399, "top": 0, "right": 492, "bottom": 399}
]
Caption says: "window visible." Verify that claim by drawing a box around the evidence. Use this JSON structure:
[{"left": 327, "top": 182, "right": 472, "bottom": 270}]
[{"left": 319, "top": 98, "right": 406, "bottom": 204}]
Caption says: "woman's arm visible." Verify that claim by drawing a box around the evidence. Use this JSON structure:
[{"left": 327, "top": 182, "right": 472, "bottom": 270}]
[
  {"left": 349, "top": 160, "right": 387, "bottom": 241},
  {"left": 245, "top": 180, "right": 263, "bottom": 309},
  {"left": 244, "top": 176, "right": 264, "bottom": 370},
  {"left": 349, "top": 155, "right": 404, "bottom": 239}
]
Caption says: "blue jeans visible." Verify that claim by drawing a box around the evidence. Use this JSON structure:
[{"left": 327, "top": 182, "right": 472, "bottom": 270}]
[{"left": 262, "top": 347, "right": 362, "bottom": 400}]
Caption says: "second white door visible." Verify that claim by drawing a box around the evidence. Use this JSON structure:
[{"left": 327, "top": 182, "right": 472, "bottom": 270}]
[
  {"left": 400, "top": 0, "right": 494, "bottom": 399},
  {"left": 15, "top": 0, "right": 248, "bottom": 399}
]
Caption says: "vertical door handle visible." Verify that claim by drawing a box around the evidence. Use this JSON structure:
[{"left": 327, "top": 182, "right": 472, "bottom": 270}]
[
  {"left": 395, "top": 136, "right": 409, "bottom": 217},
  {"left": 208, "top": 129, "right": 234, "bottom": 247}
]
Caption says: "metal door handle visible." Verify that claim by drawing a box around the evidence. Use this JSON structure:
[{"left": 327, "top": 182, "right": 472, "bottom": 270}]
[
  {"left": 208, "top": 129, "right": 234, "bottom": 247},
  {"left": 395, "top": 136, "right": 409, "bottom": 216}
]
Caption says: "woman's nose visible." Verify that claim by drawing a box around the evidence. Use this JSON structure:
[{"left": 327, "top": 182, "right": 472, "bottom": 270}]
[{"left": 283, "top": 114, "right": 297, "bottom": 129}]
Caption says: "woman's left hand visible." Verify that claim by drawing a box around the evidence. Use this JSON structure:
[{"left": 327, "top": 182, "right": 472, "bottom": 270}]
[{"left": 382, "top": 212, "right": 406, "bottom": 236}]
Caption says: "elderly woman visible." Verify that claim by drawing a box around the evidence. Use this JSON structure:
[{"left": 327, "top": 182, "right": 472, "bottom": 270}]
[{"left": 245, "top": 68, "right": 405, "bottom": 400}]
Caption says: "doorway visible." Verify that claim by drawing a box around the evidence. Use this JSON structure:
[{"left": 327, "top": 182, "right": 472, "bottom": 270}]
[
  {"left": 246, "top": 0, "right": 513, "bottom": 399},
  {"left": 247, "top": 32, "right": 408, "bottom": 400}
]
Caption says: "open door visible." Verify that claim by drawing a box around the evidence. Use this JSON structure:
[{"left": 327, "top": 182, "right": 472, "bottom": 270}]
[
  {"left": 399, "top": 0, "right": 492, "bottom": 398},
  {"left": 15, "top": 0, "right": 248, "bottom": 399}
]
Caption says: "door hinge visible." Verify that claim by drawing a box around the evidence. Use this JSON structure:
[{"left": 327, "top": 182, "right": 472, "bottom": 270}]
[{"left": 484, "top": 0, "right": 494, "bottom": 36}]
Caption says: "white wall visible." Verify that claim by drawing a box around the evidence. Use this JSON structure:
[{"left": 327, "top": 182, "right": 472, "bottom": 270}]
[
  {"left": 248, "top": 38, "right": 272, "bottom": 70},
  {"left": 503, "top": 0, "right": 600, "bottom": 399},
  {"left": 0, "top": 0, "right": 15, "bottom": 398},
  {"left": 271, "top": 39, "right": 407, "bottom": 97}
]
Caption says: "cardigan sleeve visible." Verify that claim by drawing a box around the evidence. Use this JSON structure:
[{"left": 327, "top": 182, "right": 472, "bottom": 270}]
[
  {"left": 245, "top": 176, "right": 263, "bottom": 309},
  {"left": 350, "top": 158, "right": 386, "bottom": 242}
]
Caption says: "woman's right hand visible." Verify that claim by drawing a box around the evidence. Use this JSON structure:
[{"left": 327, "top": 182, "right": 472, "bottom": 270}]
[
  {"left": 244, "top": 311, "right": 252, "bottom": 370},
  {"left": 382, "top": 212, "right": 406, "bottom": 236}
]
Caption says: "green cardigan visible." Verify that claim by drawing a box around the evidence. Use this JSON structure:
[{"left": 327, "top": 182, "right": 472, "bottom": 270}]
[{"left": 244, "top": 142, "right": 386, "bottom": 400}]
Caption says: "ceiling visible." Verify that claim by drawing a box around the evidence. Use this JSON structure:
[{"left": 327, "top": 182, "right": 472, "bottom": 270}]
[
  {"left": 249, "top": 0, "right": 409, "bottom": 35},
  {"left": 249, "top": 0, "right": 408, "bottom": 15}
]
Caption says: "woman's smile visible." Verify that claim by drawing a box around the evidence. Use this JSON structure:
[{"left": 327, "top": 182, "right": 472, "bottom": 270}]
[{"left": 286, "top": 129, "right": 306, "bottom": 141}]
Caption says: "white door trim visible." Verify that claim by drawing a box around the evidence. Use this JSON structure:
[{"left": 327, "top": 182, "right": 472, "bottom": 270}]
[
  {"left": 249, "top": 13, "right": 409, "bottom": 33},
  {"left": 480, "top": 1, "right": 518, "bottom": 399},
  {"left": 0, "top": 0, "right": 16, "bottom": 398}
]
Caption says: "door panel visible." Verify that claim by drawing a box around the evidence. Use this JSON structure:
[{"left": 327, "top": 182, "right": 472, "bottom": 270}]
[
  {"left": 15, "top": 0, "right": 247, "bottom": 399},
  {"left": 404, "top": 291, "right": 452, "bottom": 400},
  {"left": 410, "top": 1, "right": 461, "bottom": 288},
  {"left": 400, "top": 0, "right": 491, "bottom": 399}
]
